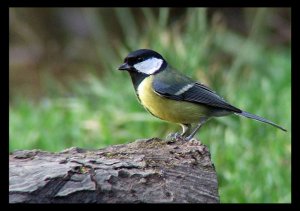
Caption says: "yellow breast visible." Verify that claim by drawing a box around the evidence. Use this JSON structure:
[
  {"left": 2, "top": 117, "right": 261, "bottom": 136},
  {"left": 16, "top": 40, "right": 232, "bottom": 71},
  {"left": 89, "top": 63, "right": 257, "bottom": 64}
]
[{"left": 137, "top": 76, "right": 208, "bottom": 124}]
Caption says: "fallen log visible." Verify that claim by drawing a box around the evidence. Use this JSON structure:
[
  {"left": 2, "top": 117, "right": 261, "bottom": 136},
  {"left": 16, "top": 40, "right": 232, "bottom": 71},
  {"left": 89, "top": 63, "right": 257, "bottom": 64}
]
[{"left": 9, "top": 138, "right": 219, "bottom": 203}]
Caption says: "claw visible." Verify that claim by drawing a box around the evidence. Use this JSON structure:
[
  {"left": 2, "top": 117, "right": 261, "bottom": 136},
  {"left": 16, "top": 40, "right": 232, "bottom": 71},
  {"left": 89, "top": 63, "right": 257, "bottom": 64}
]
[
  {"left": 166, "top": 132, "right": 184, "bottom": 142},
  {"left": 184, "top": 137, "right": 198, "bottom": 142}
]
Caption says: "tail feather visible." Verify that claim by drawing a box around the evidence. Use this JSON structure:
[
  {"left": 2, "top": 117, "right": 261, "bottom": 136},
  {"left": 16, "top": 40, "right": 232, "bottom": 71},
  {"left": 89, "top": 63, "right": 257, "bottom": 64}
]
[{"left": 235, "top": 111, "right": 287, "bottom": 132}]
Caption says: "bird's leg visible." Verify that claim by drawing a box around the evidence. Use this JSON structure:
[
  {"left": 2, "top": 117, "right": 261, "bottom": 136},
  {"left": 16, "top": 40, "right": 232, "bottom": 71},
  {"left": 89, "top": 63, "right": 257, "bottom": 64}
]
[
  {"left": 185, "top": 118, "right": 207, "bottom": 141},
  {"left": 166, "top": 124, "right": 191, "bottom": 141},
  {"left": 180, "top": 123, "right": 192, "bottom": 137}
]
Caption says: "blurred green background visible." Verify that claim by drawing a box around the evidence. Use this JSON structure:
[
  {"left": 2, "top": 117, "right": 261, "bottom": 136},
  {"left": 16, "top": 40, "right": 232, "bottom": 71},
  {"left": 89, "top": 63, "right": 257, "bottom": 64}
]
[{"left": 9, "top": 8, "right": 291, "bottom": 203}]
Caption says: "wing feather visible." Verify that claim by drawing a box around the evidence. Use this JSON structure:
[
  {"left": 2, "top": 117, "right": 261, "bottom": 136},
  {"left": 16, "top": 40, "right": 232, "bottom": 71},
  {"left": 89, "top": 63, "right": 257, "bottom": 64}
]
[{"left": 153, "top": 67, "right": 241, "bottom": 113}]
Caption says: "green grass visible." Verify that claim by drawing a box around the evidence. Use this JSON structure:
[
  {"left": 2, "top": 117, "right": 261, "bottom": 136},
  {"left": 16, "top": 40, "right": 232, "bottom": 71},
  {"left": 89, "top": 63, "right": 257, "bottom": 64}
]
[{"left": 9, "top": 8, "right": 291, "bottom": 203}]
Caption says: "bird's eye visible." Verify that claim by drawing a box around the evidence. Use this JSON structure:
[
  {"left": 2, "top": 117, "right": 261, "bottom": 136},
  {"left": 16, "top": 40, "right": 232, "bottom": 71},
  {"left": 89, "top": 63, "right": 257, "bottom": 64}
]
[{"left": 137, "top": 57, "right": 143, "bottom": 62}]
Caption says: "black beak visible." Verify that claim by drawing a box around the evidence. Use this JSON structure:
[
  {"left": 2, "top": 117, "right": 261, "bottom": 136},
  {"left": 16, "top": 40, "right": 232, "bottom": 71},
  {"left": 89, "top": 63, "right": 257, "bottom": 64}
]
[{"left": 118, "top": 63, "right": 131, "bottom": 71}]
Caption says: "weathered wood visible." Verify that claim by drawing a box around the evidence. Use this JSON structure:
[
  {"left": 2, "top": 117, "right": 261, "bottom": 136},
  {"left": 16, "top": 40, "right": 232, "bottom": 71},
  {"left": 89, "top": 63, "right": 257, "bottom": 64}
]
[{"left": 9, "top": 138, "right": 219, "bottom": 203}]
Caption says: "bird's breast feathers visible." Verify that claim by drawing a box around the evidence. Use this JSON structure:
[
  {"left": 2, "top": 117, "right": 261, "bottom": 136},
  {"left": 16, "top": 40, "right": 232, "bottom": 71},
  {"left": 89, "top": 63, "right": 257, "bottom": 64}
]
[{"left": 137, "top": 76, "right": 208, "bottom": 123}]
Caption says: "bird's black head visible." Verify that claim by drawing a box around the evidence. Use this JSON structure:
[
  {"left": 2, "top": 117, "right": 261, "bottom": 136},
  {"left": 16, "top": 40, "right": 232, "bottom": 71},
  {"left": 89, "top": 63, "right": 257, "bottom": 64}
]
[{"left": 118, "top": 49, "right": 167, "bottom": 75}]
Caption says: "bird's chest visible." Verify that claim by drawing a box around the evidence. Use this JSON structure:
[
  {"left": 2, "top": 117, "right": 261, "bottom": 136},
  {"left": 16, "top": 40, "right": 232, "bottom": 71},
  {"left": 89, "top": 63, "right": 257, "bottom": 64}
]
[
  {"left": 137, "top": 76, "right": 165, "bottom": 113},
  {"left": 136, "top": 76, "right": 205, "bottom": 123}
]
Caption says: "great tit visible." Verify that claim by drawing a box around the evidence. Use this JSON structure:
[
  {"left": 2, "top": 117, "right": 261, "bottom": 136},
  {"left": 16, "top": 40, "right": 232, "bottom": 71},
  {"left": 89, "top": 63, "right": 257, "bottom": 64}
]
[{"left": 118, "top": 49, "right": 286, "bottom": 141}]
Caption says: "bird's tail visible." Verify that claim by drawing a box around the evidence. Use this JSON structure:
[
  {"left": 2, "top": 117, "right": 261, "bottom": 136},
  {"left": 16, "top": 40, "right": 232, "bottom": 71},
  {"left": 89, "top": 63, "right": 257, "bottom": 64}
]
[{"left": 235, "top": 111, "right": 287, "bottom": 132}]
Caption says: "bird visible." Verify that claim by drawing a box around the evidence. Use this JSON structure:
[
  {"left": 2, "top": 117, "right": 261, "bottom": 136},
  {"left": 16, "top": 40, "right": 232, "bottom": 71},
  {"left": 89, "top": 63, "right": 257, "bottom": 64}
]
[{"left": 118, "top": 49, "right": 286, "bottom": 141}]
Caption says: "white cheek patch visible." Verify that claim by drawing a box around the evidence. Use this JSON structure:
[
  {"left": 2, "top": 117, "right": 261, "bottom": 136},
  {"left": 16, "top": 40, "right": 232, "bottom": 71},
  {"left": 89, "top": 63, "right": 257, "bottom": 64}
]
[{"left": 134, "top": 57, "right": 163, "bottom": 75}]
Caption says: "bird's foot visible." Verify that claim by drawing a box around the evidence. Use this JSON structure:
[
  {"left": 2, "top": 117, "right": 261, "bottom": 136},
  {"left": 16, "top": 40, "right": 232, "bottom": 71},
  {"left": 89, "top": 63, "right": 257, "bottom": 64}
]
[
  {"left": 184, "top": 136, "right": 193, "bottom": 142},
  {"left": 186, "top": 137, "right": 201, "bottom": 145},
  {"left": 166, "top": 132, "right": 184, "bottom": 142}
]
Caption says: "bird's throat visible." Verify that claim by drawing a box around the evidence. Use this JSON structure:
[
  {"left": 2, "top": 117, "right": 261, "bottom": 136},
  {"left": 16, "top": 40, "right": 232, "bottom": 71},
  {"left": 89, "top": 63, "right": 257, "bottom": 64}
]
[{"left": 129, "top": 71, "right": 148, "bottom": 91}]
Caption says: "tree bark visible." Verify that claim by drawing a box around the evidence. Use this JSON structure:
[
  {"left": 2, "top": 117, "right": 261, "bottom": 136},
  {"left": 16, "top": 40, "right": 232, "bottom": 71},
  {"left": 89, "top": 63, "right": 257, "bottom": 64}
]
[{"left": 9, "top": 138, "right": 219, "bottom": 203}]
